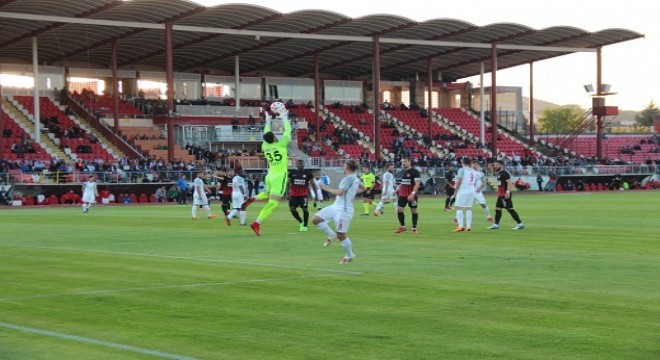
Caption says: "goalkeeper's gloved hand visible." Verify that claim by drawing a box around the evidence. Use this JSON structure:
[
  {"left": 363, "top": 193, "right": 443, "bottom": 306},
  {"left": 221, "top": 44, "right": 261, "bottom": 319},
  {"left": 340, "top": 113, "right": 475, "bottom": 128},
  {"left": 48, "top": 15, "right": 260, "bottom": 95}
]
[{"left": 279, "top": 108, "right": 289, "bottom": 121}]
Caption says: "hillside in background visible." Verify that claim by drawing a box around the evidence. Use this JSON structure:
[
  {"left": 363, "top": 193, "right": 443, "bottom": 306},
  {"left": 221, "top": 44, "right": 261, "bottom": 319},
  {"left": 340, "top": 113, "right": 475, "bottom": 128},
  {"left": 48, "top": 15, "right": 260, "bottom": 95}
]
[{"left": 523, "top": 97, "right": 638, "bottom": 125}]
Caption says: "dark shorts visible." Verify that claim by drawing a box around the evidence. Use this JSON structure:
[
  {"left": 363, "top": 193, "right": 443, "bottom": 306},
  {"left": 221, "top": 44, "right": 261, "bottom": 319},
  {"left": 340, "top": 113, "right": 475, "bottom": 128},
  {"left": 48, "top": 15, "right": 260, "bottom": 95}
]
[
  {"left": 362, "top": 190, "right": 375, "bottom": 200},
  {"left": 222, "top": 194, "right": 232, "bottom": 206},
  {"left": 495, "top": 196, "right": 514, "bottom": 209},
  {"left": 445, "top": 186, "right": 455, "bottom": 197},
  {"left": 289, "top": 196, "right": 308, "bottom": 208},
  {"left": 397, "top": 195, "right": 418, "bottom": 209}
]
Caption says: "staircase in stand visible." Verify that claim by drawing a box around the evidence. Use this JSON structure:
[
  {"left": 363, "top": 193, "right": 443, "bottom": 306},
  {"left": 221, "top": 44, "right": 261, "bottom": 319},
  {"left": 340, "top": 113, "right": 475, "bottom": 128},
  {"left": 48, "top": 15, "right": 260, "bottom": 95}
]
[
  {"left": 52, "top": 99, "right": 126, "bottom": 160},
  {"left": 120, "top": 126, "right": 195, "bottom": 161},
  {"left": 2, "top": 97, "right": 66, "bottom": 161},
  {"left": 553, "top": 109, "right": 596, "bottom": 151}
]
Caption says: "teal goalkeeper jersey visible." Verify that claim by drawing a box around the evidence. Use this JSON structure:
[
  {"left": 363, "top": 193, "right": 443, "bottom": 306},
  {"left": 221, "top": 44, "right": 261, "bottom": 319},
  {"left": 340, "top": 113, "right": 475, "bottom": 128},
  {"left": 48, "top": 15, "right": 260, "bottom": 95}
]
[{"left": 262, "top": 119, "right": 291, "bottom": 174}]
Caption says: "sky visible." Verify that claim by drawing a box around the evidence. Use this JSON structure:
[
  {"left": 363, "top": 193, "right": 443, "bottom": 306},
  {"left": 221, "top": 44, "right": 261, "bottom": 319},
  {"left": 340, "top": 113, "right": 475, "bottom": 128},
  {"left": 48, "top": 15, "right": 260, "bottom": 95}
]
[{"left": 193, "top": 0, "right": 658, "bottom": 111}]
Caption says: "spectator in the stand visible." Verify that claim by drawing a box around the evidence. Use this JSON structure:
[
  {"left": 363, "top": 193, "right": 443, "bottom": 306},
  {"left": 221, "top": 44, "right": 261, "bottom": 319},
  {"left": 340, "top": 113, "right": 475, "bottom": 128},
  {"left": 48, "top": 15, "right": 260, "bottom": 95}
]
[
  {"left": 2, "top": 127, "right": 11, "bottom": 138},
  {"left": 154, "top": 186, "right": 167, "bottom": 203},
  {"left": 231, "top": 117, "right": 239, "bottom": 133},
  {"left": 514, "top": 178, "right": 530, "bottom": 191},
  {"left": 400, "top": 103, "right": 409, "bottom": 110},
  {"left": 536, "top": 173, "right": 543, "bottom": 191},
  {"left": 61, "top": 190, "right": 81, "bottom": 205},
  {"left": 612, "top": 173, "right": 622, "bottom": 190},
  {"left": 545, "top": 173, "right": 557, "bottom": 192}
]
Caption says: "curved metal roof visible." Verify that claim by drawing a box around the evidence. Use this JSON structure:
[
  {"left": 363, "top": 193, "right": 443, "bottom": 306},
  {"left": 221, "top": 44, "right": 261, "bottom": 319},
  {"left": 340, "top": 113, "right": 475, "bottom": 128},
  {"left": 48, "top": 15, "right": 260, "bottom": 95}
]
[{"left": 0, "top": 0, "right": 644, "bottom": 81}]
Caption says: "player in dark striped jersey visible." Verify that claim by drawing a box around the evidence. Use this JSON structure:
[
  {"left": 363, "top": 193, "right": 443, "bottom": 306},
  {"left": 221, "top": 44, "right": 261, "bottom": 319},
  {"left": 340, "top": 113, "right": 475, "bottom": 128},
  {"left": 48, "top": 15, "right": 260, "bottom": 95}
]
[
  {"left": 287, "top": 160, "right": 318, "bottom": 232},
  {"left": 394, "top": 159, "right": 421, "bottom": 234}
]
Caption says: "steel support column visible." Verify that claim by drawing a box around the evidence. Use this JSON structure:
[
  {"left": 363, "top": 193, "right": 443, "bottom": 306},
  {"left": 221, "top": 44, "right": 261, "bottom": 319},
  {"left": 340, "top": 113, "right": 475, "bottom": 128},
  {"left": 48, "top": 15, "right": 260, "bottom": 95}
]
[
  {"left": 490, "top": 43, "right": 498, "bottom": 157},
  {"left": 234, "top": 56, "right": 240, "bottom": 111},
  {"left": 372, "top": 35, "right": 381, "bottom": 160},
  {"left": 111, "top": 38, "right": 120, "bottom": 131},
  {"left": 0, "top": 83, "right": 4, "bottom": 155},
  {"left": 529, "top": 62, "right": 534, "bottom": 147},
  {"left": 479, "top": 62, "right": 485, "bottom": 147},
  {"left": 427, "top": 58, "right": 433, "bottom": 138},
  {"left": 32, "top": 37, "right": 40, "bottom": 142},
  {"left": 313, "top": 53, "right": 320, "bottom": 145},
  {"left": 596, "top": 47, "right": 603, "bottom": 162},
  {"left": 165, "top": 22, "right": 175, "bottom": 161}
]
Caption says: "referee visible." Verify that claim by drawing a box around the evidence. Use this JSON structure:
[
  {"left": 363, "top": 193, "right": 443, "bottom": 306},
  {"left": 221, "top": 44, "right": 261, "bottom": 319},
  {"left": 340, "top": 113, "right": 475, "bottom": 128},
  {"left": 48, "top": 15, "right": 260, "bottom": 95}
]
[{"left": 360, "top": 166, "right": 376, "bottom": 215}]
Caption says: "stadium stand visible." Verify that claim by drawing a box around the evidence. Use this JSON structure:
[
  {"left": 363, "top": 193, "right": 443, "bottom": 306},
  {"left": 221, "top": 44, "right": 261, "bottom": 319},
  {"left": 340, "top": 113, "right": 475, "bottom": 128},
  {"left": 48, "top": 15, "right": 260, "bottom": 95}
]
[
  {"left": 12, "top": 96, "right": 117, "bottom": 162},
  {"left": 2, "top": 112, "right": 53, "bottom": 162},
  {"left": 72, "top": 89, "right": 144, "bottom": 117},
  {"left": 542, "top": 135, "right": 660, "bottom": 164}
]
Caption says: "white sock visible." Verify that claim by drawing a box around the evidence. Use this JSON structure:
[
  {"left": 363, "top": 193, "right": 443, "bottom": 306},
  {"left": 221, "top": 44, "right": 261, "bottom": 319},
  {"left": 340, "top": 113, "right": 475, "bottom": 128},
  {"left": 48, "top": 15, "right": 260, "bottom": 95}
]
[
  {"left": 203, "top": 205, "right": 211, "bottom": 217},
  {"left": 227, "top": 209, "right": 238, "bottom": 219},
  {"left": 191, "top": 205, "right": 197, "bottom": 217},
  {"left": 483, "top": 205, "right": 491, "bottom": 218},
  {"left": 316, "top": 221, "right": 336, "bottom": 239},
  {"left": 466, "top": 209, "right": 473, "bottom": 228},
  {"left": 341, "top": 237, "right": 353, "bottom": 258},
  {"left": 82, "top": 203, "right": 87, "bottom": 211},
  {"left": 239, "top": 211, "right": 246, "bottom": 224},
  {"left": 456, "top": 209, "right": 464, "bottom": 227}
]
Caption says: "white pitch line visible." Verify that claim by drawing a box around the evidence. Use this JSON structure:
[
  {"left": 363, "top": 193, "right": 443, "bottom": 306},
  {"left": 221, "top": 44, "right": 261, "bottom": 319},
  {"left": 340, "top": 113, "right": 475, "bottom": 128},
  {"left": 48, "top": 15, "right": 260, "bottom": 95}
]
[
  {"left": 0, "top": 245, "right": 362, "bottom": 275},
  {"left": 0, "top": 321, "right": 197, "bottom": 360},
  {"left": 0, "top": 274, "right": 338, "bottom": 302}
]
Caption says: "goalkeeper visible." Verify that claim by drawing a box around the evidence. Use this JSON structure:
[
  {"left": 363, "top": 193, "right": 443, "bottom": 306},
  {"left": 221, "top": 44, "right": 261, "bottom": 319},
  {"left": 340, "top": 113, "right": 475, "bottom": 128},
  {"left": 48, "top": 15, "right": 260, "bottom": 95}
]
[{"left": 248, "top": 104, "right": 292, "bottom": 236}]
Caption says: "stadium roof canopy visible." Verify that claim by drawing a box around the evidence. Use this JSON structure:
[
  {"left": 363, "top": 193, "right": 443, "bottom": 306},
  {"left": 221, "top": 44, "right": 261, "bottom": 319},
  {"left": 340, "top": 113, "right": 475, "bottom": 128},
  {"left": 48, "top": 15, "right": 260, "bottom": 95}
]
[{"left": 0, "top": 0, "right": 644, "bottom": 81}]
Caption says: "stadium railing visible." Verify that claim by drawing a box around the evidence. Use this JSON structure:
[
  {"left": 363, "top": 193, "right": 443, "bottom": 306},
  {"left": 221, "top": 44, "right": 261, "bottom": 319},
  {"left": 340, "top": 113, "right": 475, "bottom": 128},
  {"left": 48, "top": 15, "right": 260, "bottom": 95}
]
[{"left": 1, "top": 164, "right": 656, "bottom": 185}]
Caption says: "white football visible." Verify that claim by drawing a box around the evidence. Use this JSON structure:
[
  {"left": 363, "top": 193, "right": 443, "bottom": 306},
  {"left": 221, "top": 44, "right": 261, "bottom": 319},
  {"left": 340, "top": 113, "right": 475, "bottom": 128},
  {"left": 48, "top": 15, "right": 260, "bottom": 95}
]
[{"left": 270, "top": 101, "right": 286, "bottom": 114}]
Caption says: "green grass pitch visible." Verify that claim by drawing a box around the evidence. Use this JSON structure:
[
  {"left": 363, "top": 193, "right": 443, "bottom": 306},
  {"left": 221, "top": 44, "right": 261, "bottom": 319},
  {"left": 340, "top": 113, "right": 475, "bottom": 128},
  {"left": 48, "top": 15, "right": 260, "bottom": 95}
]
[{"left": 1, "top": 191, "right": 659, "bottom": 359}]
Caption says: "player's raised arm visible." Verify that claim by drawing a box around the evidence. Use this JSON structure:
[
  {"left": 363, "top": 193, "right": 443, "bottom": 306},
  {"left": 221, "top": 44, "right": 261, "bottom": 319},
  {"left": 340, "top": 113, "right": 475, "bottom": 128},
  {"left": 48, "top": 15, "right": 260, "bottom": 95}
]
[
  {"left": 281, "top": 111, "right": 292, "bottom": 144},
  {"left": 263, "top": 115, "right": 272, "bottom": 134}
]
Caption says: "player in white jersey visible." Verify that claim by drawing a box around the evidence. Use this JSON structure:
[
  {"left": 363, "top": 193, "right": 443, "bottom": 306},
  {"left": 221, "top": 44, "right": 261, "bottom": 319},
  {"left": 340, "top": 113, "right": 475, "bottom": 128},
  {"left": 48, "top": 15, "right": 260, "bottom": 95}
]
[
  {"left": 311, "top": 174, "right": 324, "bottom": 209},
  {"left": 452, "top": 157, "right": 477, "bottom": 231},
  {"left": 81, "top": 175, "right": 98, "bottom": 213},
  {"left": 226, "top": 169, "right": 248, "bottom": 226},
  {"left": 192, "top": 172, "right": 217, "bottom": 220},
  {"left": 471, "top": 160, "right": 493, "bottom": 223},
  {"left": 373, "top": 163, "right": 397, "bottom": 216},
  {"left": 312, "top": 160, "right": 365, "bottom": 264}
]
